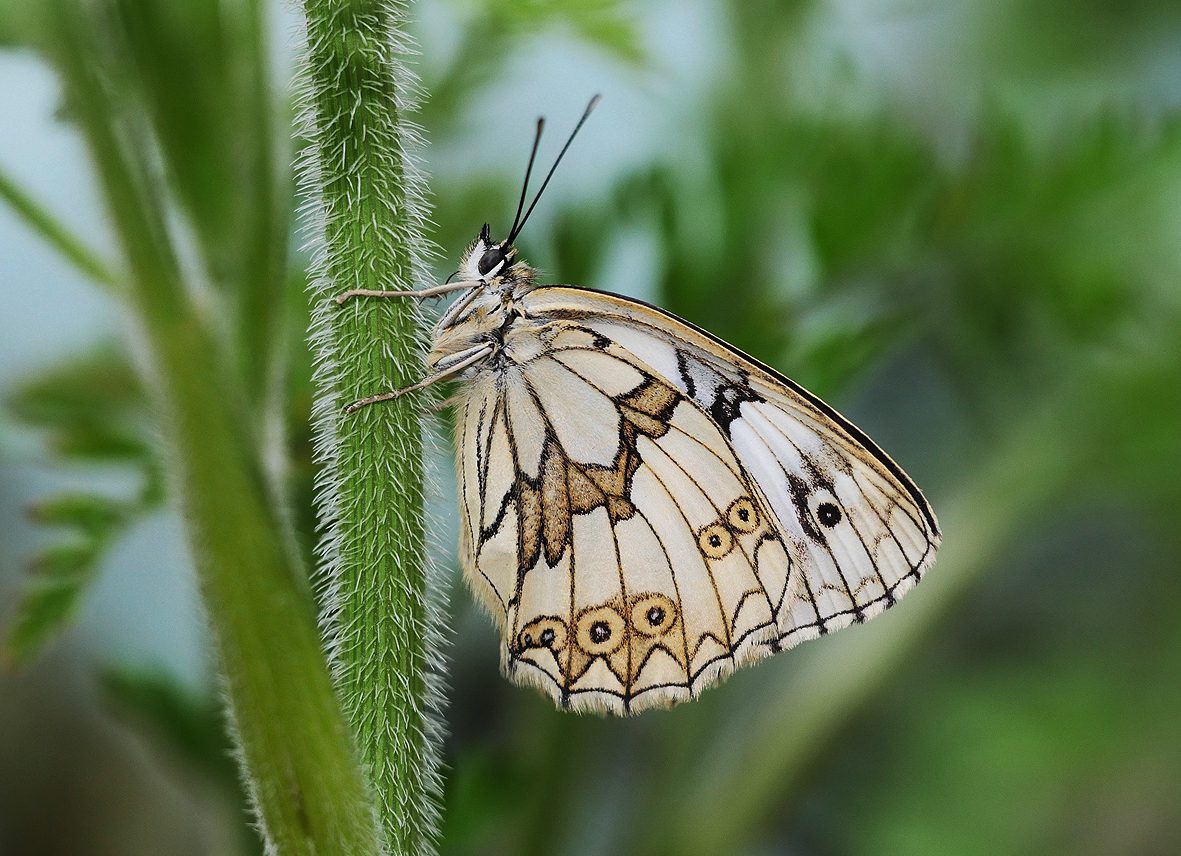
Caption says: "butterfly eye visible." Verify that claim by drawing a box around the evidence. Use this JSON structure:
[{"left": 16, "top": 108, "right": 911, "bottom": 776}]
[{"left": 477, "top": 246, "right": 508, "bottom": 276}]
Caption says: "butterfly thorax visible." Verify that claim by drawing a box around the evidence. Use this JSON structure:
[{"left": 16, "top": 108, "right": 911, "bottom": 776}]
[{"left": 426, "top": 233, "right": 541, "bottom": 371}]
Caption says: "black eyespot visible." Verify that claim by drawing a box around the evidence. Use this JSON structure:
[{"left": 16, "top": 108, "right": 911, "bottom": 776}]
[
  {"left": 646, "top": 606, "right": 665, "bottom": 627},
  {"left": 589, "top": 621, "right": 611, "bottom": 644},
  {"left": 477, "top": 245, "right": 508, "bottom": 276},
  {"left": 709, "top": 534, "right": 721, "bottom": 548},
  {"left": 539, "top": 628, "right": 555, "bottom": 646},
  {"left": 817, "top": 502, "right": 842, "bottom": 527}
]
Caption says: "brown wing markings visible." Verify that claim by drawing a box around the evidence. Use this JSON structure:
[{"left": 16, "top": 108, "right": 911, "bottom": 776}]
[
  {"left": 557, "top": 349, "right": 747, "bottom": 485},
  {"left": 637, "top": 449, "right": 736, "bottom": 660},
  {"left": 627, "top": 505, "right": 693, "bottom": 691},
  {"left": 544, "top": 340, "right": 783, "bottom": 644},
  {"left": 526, "top": 332, "right": 804, "bottom": 641},
  {"left": 606, "top": 483, "right": 633, "bottom": 712},
  {"left": 525, "top": 287, "right": 939, "bottom": 538},
  {"left": 641, "top": 432, "right": 777, "bottom": 644},
  {"left": 499, "top": 365, "right": 692, "bottom": 706},
  {"left": 514, "top": 371, "right": 683, "bottom": 555},
  {"left": 511, "top": 509, "right": 697, "bottom": 703}
]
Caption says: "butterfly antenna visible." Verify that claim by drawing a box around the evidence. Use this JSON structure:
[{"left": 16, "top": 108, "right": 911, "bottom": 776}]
[
  {"left": 507, "top": 94, "right": 600, "bottom": 244},
  {"left": 508, "top": 117, "right": 546, "bottom": 242}
]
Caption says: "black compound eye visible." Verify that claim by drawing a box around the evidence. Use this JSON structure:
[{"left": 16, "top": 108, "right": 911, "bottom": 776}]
[{"left": 477, "top": 246, "right": 507, "bottom": 276}]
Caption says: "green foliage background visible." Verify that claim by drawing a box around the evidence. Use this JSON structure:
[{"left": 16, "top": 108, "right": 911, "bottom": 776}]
[{"left": 1, "top": 0, "right": 1180, "bottom": 853}]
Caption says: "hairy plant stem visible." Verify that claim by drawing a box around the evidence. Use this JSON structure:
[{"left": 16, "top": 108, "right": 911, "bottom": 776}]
[
  {"left": 39, "top": 2, "right": 383, "bottom": 852},
  {"left": 299, "top": 0, "right": 444, "bottom": 852}
]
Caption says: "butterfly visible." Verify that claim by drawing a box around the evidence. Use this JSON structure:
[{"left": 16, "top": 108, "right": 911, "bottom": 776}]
[{"left": 340, "top": 97, "right": 940, "bottom": 714}]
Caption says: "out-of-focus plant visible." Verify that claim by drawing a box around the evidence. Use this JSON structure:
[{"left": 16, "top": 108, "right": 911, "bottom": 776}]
[
  {"left": 3, "top": 0, "right": 1180, "bottom": 853},
  {"left": 1, "top": 0, "right": 383, "bottom": 851}
]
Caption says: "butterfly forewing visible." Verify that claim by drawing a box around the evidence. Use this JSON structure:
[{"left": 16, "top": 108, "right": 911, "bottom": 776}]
[{"left": 518, "top": 288, "right": 941, "bottom": 648}]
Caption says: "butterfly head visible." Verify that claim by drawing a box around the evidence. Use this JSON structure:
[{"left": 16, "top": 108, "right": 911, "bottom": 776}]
[
  {"left": 462, "top": 224, "right": 516, "bottom": 281},
  {"left": 457, "top": 96, "right": 600, "bottom": 293},
  {"left": 457, "top": 224, "right": 536, "bottom": 294}
]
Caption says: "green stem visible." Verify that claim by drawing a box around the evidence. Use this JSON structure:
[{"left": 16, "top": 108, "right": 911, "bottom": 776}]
[
  {"left": 238, "top": 0, "right": 291, "bottom": 407},
  {"left": 299, "top": 0, "right": 444, "bottom": 852},
  {"left": 41, "top": 2, "right": 382, "bottom": 851},
  {"left": 0, "top": 164, "right": 119, "bottom": 290}
]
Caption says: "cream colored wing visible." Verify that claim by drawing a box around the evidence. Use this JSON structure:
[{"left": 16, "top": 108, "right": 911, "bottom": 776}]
[
  {"left": 455, "top": 324, "right": 793, "bottom": 713},
  {"left": 519, "top": 287, "right": 940, "bottom": 650}
]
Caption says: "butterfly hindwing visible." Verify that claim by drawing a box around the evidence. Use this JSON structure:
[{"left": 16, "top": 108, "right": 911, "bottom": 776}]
[{"left": 456, "top": 324, "right": 791, "bottom": 712}]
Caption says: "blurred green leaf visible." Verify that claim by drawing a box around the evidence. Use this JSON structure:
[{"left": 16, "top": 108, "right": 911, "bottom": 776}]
[
  {"left": 8, "top": 344, "right": 145, "bottom": 428},
  {"left": 479, "top": 0, "right": 642, "bottom": 62},
  {"left": 3, "top": 542, "right": 99, "bottom": 667},
  {"left": 426, "top": 0, "right": 642, "bottom": 127},
  {"left": 3, "top": 346, "right": 162, "bottom": 664},
  {"left": 108, "top": 0, "right": 290, "bottom": 401},
  {"left": 28, "top": 493, "right": 129, "bottom": 540},
  {"left": 0, "top": 0, "right": 38, "bottom": 48}
]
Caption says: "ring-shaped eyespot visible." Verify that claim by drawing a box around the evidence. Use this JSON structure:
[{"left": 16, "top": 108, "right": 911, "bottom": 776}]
[
  {"left": 477, "top": 245, "right": 508, "bottom": 277},
  {"left": 575, "top": 606, "right": 626, "bottom": 656},
  {"left": 727, "top": 497, "right": 760, "bottom": 533},
  {"left": 630, "top": 593, "right": 677, "bottom": 637},
  {"left": 517, "top": 617, "right": 568, "bottom": 653},
  {"left": 697, "top": 522, "right": 734, "bottom": 559}
]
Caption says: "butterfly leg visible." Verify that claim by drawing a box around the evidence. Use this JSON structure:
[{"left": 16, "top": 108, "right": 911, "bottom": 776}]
[
  {"left": 343, "top": 342, "right": 494, "bottom": 414},
  {"left": 334, "top": 280, "right": 480, "bottom": 305}
]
